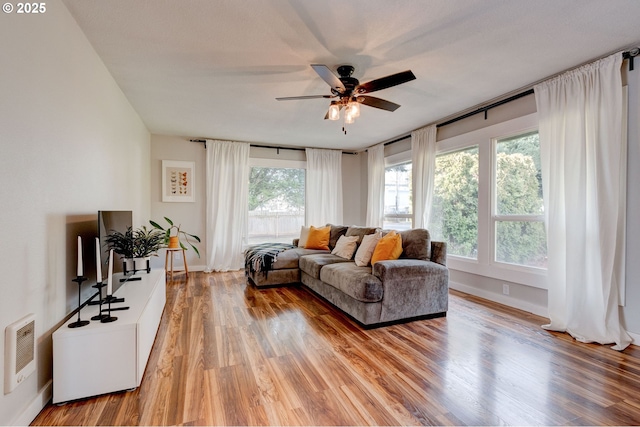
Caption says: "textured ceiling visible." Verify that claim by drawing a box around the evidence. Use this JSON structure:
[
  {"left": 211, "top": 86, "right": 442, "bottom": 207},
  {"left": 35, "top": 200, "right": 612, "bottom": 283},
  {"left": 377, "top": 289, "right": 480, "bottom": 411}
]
[{"left": 62, "top": 0, "right": 640, "bottom": 151}]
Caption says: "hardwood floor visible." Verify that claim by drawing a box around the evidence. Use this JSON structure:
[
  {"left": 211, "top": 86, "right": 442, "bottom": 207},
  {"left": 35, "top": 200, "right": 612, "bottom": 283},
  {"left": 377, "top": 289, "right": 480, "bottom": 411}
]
[{"left": 33, "top": 271, "right": 640, "bottom": 426}]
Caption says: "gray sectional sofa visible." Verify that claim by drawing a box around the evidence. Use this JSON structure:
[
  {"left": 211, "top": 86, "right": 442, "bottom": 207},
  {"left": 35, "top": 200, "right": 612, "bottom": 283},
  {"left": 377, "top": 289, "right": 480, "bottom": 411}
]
[{"left": 245, "top": 225, "right": 449, "bottom": 328}]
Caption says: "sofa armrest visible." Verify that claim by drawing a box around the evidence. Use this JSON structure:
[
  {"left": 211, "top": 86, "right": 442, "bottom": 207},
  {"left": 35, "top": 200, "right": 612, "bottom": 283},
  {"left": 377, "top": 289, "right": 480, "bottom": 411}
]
[
  {"left": 373, "top": 259, "right": 448, "bottom": 281},
  {"left": 372, "top": 259, "right": 449, "bottom": 323},
  {"left": 430, "top": 241, "right": 447, "bottom": 266}
]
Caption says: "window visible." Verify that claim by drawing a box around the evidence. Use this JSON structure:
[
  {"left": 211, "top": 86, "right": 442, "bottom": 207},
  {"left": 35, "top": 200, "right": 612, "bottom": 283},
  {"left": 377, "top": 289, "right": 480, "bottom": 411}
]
[
  {"left": 384, "top": 161, "right": 412, "bottom": 230},
  {"left": 424, "top": 113, "right": 545, "bottom": 288},
  {"left": 429, "top": 146, "right": 479, "bottom": 259},
  {"left": 247, "top": 166, "right": 305, "bottom": 245},
  {"left": 494, "top": 131, "right": 547, "bottom": 268}
]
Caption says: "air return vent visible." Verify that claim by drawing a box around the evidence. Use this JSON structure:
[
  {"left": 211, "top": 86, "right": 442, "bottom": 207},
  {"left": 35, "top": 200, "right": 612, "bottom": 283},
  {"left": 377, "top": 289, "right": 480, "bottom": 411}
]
[{"left": 4, "top": 314, "right": 36, "bottom": 394}]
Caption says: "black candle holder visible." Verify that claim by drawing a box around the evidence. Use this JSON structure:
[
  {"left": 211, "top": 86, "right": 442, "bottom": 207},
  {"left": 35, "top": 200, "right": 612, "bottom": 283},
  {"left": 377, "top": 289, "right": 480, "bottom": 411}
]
[
  {"left": 68, "top": 276, "right": 90, "bottom": 328},
  {"left": 100, "top": 294, "right": 118, "bottom": 323},
  {"left": 90, "top": 282, "right": 109, "bottom": 321}
]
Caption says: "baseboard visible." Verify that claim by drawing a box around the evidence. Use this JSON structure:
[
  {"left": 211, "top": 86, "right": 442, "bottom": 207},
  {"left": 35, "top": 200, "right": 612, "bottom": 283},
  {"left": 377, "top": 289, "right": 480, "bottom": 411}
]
[
  {"left": 449, "top": 280, "right": 548, "bottom": 318},
  {"left": 11, "top": 379, "right": 52, "bottom": 426},
  {"left": 628, "top": 331, "right": 640, "bottom": 345}
]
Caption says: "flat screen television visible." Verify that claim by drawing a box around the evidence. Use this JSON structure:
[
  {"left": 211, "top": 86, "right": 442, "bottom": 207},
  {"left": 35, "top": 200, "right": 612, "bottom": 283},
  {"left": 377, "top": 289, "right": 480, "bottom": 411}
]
[{"left": 98, "top": 210, "right": 133, "bottom": 294}]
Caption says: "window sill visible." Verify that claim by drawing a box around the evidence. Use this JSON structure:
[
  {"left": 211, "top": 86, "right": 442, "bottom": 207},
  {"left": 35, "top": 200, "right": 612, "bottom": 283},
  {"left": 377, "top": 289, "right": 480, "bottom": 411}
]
[{"left": 447, "top": 256, "right": 547, "bottom": 289}]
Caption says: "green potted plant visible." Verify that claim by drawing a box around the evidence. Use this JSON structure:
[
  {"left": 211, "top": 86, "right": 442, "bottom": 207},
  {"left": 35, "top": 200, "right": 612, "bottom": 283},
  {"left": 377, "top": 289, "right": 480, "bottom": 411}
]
[
  {"left": 150, "top": 217, "right": 201, "bottom": 257},
  {"left": 104, "top": 226, "right": 165, "bottom": 273}
]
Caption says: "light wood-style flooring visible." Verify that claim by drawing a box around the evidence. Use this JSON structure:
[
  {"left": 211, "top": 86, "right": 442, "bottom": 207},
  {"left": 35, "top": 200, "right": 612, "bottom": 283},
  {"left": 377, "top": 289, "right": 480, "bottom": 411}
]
[{"left": 33, "top": 271, "right": 640, "bottom": 426}]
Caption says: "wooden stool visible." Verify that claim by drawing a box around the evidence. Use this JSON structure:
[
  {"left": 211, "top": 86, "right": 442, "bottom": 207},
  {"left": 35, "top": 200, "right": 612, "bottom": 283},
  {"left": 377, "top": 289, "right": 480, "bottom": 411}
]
[{"left": 165, "top": 248, "right": 189, "bottom": 280}]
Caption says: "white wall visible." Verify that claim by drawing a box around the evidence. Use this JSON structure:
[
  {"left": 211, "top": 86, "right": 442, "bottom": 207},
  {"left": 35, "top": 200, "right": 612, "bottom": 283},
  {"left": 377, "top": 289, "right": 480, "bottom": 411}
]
[
  {"left": 0, "top": 1, "right": 150, "bottom": 424},
  {"left": 150, "top": 135, "right": 207, "bottom": 271}
]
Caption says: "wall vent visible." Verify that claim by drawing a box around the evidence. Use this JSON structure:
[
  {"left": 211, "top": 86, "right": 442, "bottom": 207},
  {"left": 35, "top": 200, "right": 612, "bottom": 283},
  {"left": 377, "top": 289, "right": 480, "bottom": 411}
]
[{"left": 4, "top": 314, "right": 36, "bottom": 394}]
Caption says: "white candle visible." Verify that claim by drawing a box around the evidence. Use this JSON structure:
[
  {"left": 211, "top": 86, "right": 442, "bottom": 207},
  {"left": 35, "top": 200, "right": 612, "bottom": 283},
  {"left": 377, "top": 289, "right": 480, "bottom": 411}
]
[
  {"left": 77, "top": 236, "right": 83, "bottom": 277},
  {"left": 107, "top": 249, "right": 113, "bottom": 295},
  {"left": 95, "top": 237, "right": 102, "bottom": 283}
]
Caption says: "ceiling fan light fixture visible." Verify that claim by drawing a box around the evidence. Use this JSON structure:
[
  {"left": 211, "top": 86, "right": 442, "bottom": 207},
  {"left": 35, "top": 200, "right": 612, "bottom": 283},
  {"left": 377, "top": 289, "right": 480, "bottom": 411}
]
[
  {"left": 346, "top": 100, "right": 360, "bottom": 118},
  {"left": 278, "top": 64, "right": 415, "bottom": 134},
  {"left": 328, "top": 103, "right": 340, "bottom": 120},
  {"left": 344, "top": 111, "right": 355, "bottom": 124}
]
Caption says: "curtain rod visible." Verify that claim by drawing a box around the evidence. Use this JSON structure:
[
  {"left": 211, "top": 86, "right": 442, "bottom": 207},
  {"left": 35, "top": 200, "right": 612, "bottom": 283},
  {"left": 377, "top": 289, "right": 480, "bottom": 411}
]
[
  {"left": 382, "top": 46, "right": 639, "bottom": 148},
  {"left": 382, "top": 89, "right": 535, "bottom": 147},
  {"left": 437, "top": 88, "right": 535, "bottom": 128},
  {"left": 623, "top": 47, "right": 640, "bottom": 70},
  {"left": 189, "top": 139, "right": 357, "bottom": 155}
]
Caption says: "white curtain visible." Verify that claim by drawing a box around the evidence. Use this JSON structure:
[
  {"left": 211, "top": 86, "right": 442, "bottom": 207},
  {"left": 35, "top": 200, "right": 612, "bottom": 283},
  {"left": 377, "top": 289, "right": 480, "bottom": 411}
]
[
  {"left": 366, "top": 143, "right": 385, "bottom": 227},
  {"left": 534, "top": 52, "right": 630, "bottom": 350},
  {"left": 204, "top": 140, "right": 249, "bottom": 272},
  {"left": 411, "top": 125, "right": 437, "bottom": 228},
  {"left": 305, "top": 148, "right": 343, "bottom": 226}
]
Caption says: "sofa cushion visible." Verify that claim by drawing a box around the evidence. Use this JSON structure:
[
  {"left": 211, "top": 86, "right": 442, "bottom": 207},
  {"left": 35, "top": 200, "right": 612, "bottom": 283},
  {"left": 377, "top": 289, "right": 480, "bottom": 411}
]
[
  {"left": 328, "top": 224, "right": 349, "bottom": 249},
  {"left": 305, "top": 225, "right": 331, "bottom": 250},
  {"left": 271, "top": 247, "right": 329, "bottom": 270},
  {"left": 299, "top": 253, "right": 352, "bottom": 279},
  {"left": 319, "top": 263, "right": 383, "bottom": 303},
  {"left": 354, "top": 231, "right": 382, "bottom": 267},
  {"left": 345, "top": 226, "right": 378, "bottom": 245},
  {"left": 399, "top": 228, "right": 431, "bottom": 260},
  {"left": 331, "top": 235, "right": 359, "bottom": 259},
  {"left": 297, "top": 226, "right": 310, "bottom": 247},
  {"left": 371, "top": 230, "right": 403, "bottom": 265}
]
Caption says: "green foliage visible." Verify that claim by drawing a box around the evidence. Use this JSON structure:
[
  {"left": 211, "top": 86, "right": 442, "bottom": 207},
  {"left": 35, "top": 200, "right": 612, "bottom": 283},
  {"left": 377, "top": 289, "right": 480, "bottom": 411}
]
[
  {"left": 495, "top": 150, "right": 546, "bottom": 266},
  {"left": 249, "top": 167, "right": 304, "bottom": 211},
  {"left": 496, "top": 152, "right": 542, "bottom": 215},
  {"left": 150, "top": 217, "right": 201, "bottom": 257},
  {"left": 497, "top": 131, "right": 542, "bottom": 198},
  {"left": 430, "top": 148, "right": 479, "bottom": 258},
  {"left": 105, "top": 226, "right": 165, "bottom": 258}
]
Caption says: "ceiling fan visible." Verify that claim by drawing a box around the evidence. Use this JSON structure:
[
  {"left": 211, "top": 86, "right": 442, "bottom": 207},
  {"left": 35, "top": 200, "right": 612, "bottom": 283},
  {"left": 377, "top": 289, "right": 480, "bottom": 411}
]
[{"left": 276, "top": 64, "right": 416, "bottom": 132}]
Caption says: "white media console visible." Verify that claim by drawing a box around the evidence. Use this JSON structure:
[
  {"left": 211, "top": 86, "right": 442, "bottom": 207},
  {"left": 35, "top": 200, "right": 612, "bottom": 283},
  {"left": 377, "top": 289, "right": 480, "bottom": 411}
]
[{"left": 52, "top": 269, "right": 166, "bottom": 404}]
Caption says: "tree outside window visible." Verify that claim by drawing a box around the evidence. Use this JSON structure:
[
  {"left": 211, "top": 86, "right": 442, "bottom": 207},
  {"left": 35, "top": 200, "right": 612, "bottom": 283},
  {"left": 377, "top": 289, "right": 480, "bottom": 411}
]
[
  {"left": 248, "top": 167, "right": 305, "bottom": 244},
  {"left": 495, "top": 131, "right": 547, "bottom": 268},
  {"left": 429, "top": 147, "right": 479, "bottom": 259}
]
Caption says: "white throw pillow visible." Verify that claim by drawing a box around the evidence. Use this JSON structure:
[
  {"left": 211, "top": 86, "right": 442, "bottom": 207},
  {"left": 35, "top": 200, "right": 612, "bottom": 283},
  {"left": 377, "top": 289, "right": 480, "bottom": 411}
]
[
  {"left": 331, "top": 235, "right": 359, "bottom": 259},
  {"left": 354, "top": 231, "right": 382, "bottom": 266},
  {"left": 298, "top": 226, "right": 310, "bottom": 247}
]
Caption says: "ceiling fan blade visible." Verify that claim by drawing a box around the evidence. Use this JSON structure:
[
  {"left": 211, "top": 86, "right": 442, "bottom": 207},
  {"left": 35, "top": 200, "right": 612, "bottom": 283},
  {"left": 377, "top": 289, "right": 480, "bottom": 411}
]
[
  {"left": 356, "top": 96, "right": 401, "bottom": 112},
  {"left": 355, "top": 70, "right": 416, "bottom": 94},
  {"left": 311, "top": 64, "right": 346, "bottom": 94},
  {"left": 276, "top": 95, "right": 333, "bottom": 101}
]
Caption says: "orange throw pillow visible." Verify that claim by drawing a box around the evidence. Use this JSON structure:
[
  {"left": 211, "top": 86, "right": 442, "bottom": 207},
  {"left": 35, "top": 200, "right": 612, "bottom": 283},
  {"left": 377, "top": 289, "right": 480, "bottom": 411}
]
[
  {"left": 304, "top": 225, "right": 331, "bottom": 250},
  {"left": 371, "top": 231, "right": 403, "bottom": 265}
]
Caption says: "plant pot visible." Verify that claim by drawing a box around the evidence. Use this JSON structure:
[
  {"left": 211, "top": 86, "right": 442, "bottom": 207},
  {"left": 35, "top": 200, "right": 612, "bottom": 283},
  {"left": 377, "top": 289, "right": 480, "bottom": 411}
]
[
  {"left": 124, "top": 256, "right": 151, "bottom": 274},
  {"left": 168, "top": 236, "right": 179, "bottom": 249}
]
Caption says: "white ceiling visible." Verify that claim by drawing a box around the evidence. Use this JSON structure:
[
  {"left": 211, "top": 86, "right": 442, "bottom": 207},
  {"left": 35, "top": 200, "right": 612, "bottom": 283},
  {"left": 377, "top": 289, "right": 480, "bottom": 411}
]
[{"left": 62, "top": 0, "right": 640, "bottom": 151}]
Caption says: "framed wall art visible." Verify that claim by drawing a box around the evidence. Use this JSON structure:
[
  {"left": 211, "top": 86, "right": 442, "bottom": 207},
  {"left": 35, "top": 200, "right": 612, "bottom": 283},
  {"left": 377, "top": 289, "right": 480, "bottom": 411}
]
[{"left": 162, "top": 160, "right": 195, "bottom": 202}]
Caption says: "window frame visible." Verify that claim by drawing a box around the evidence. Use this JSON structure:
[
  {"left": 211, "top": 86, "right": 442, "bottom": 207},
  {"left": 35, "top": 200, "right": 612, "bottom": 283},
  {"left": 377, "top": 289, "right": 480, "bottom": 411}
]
[
  {"left": 435, "top": 113, "right": 547, "bottom": 289},
  {"left": 490, "top": 130, "right": 546, "bottom": 272}
]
